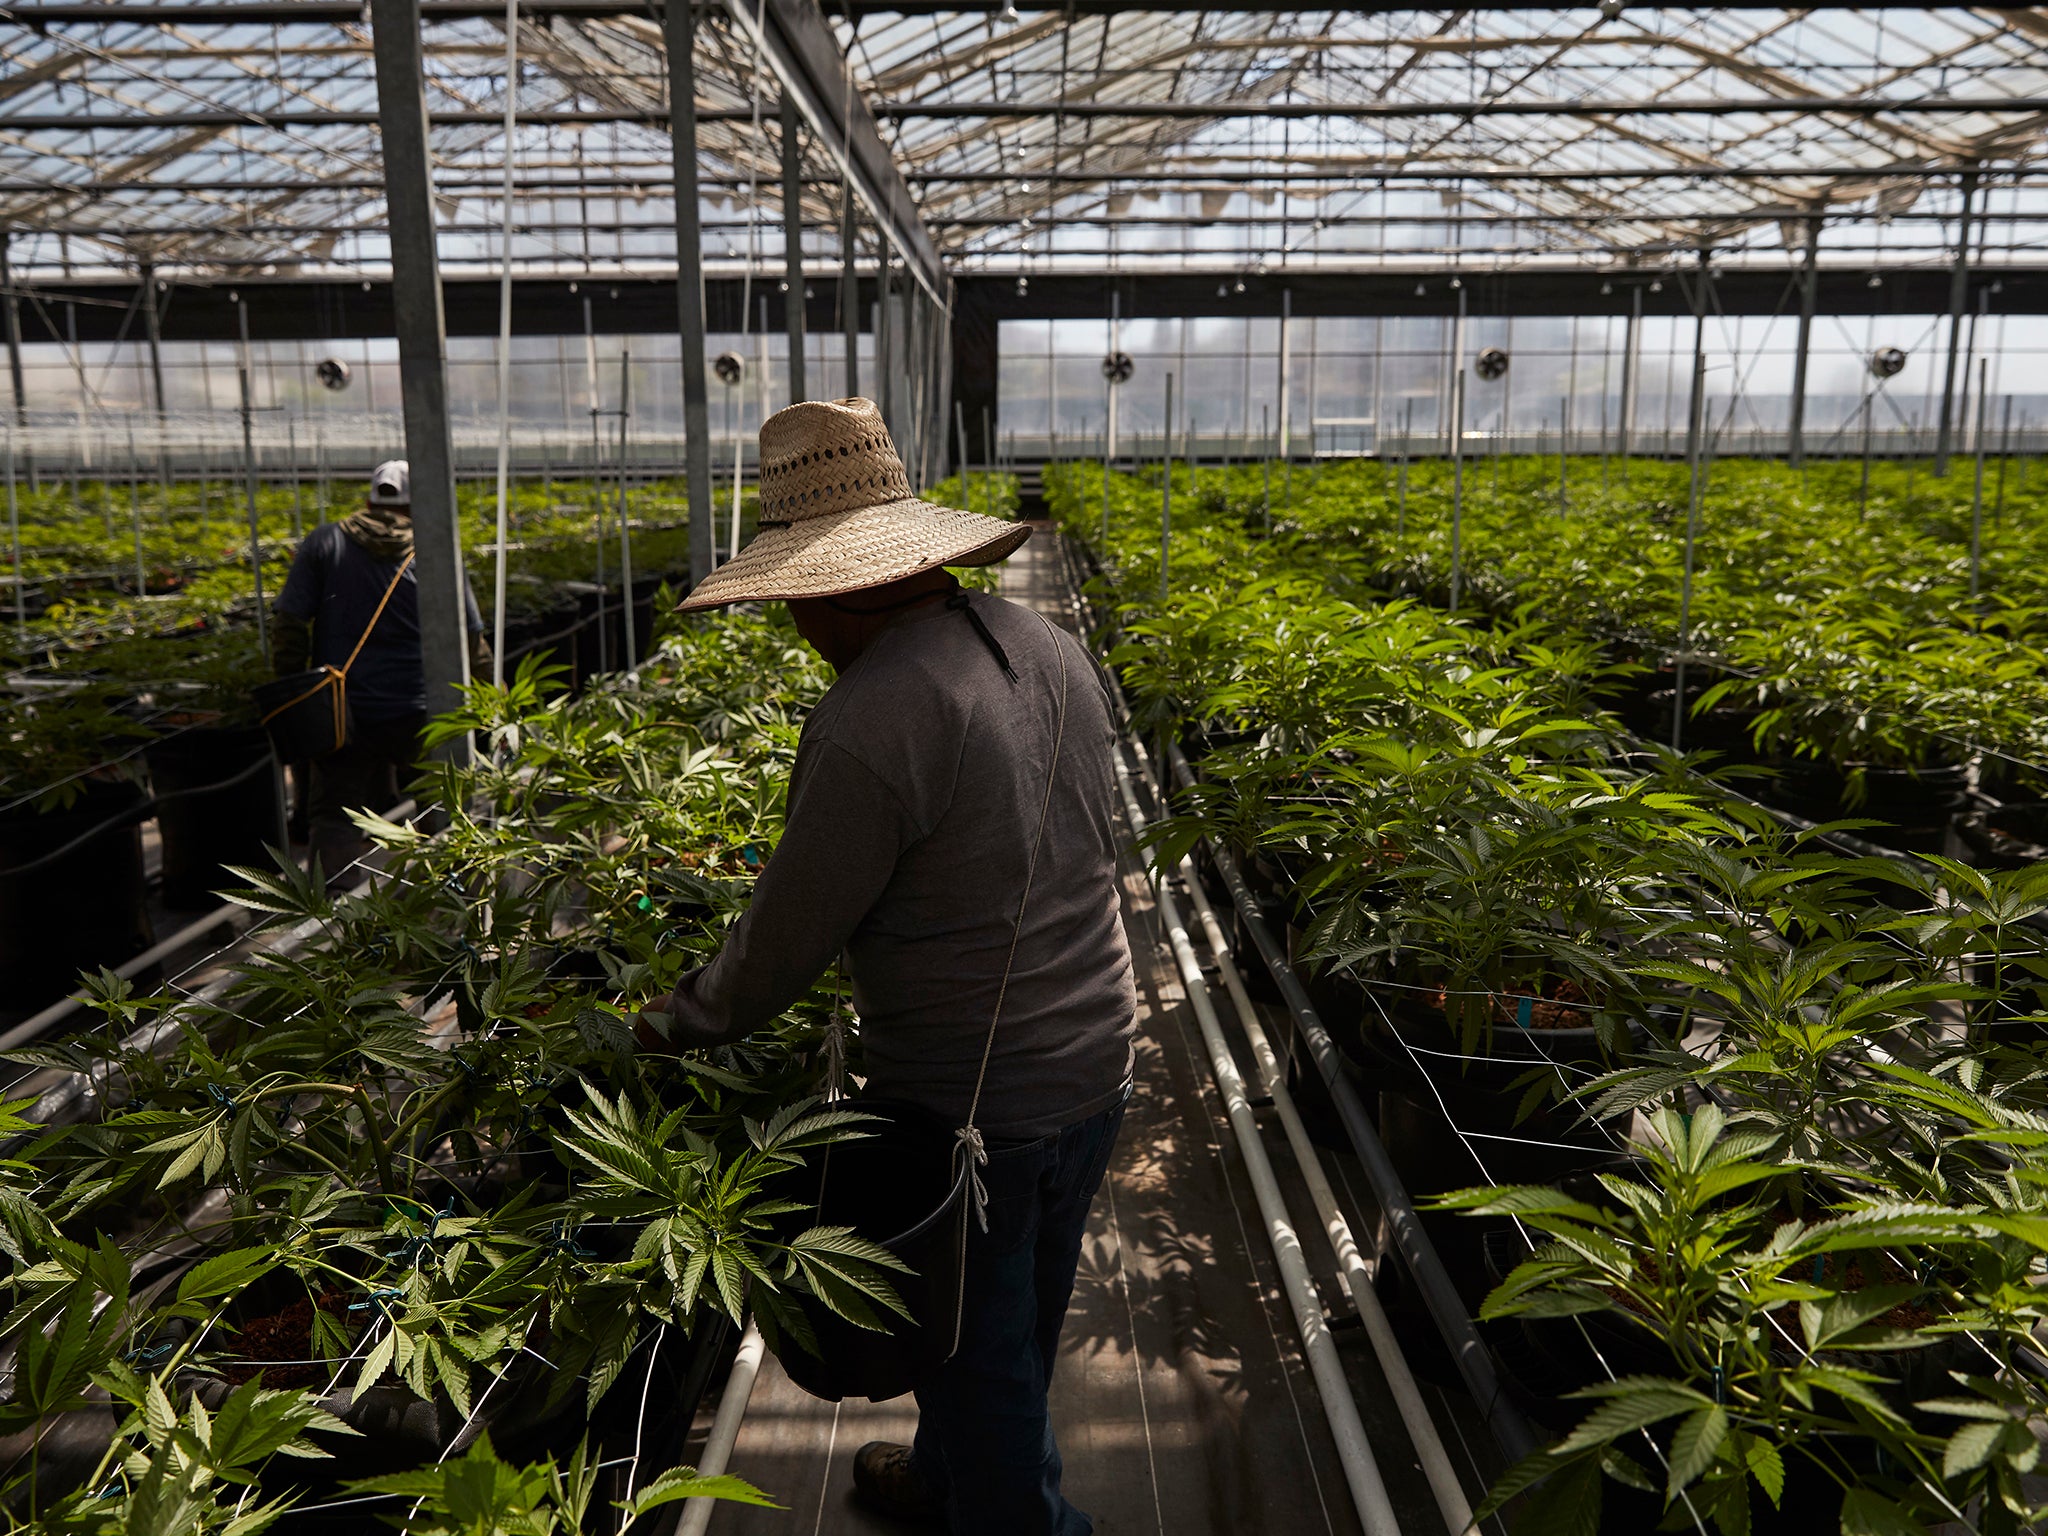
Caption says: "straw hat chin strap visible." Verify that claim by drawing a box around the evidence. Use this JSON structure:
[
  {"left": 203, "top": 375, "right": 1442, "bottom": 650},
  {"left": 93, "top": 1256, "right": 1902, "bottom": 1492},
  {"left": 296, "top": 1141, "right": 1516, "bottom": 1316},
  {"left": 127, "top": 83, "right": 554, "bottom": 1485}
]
[{"left": 953, "top": 609, "right": 1070, "bottom": 1237}]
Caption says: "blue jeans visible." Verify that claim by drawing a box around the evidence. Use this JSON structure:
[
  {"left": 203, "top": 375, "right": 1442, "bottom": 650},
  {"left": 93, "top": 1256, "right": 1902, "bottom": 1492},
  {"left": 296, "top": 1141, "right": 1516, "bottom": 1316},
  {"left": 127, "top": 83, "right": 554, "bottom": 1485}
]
[{"left": 911, "top": 1092, "right": 1128, "bottom": 1536}]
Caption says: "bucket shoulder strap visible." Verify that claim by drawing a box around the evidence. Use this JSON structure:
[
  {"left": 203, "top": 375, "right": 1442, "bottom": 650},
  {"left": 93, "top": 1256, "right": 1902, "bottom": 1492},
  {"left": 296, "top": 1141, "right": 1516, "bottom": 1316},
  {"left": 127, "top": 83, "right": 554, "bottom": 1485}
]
[
  {"left": 954, "top": 609, "right": 1072, "bottom": 1228},
  {"left": 336, "top": 551, "right": 417, "bottom": 679}
]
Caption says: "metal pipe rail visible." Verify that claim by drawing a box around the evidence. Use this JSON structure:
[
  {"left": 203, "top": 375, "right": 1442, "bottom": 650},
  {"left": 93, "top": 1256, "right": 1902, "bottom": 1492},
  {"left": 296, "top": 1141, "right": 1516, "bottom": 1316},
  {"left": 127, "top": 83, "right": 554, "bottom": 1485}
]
[
  {"left": 1169, "top": 839, "right": 1479, "bottom": 1536},
  {"left": 1053, "top": 526, "right": 1537, "bottom": 1467},
  {"left": 1159, "top": 741, "right": 1540, "bottom": 1470},
  {"left": 1109, "top": 738, "right": 1405, "bottom": 1536}
]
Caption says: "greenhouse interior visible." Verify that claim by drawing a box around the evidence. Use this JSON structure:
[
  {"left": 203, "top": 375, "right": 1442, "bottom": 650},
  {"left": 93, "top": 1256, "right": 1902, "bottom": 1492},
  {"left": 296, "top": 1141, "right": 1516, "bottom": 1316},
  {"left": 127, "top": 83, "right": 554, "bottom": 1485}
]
[{"left": 6, "top": 1, "right": 2048, "bottom": 1533}]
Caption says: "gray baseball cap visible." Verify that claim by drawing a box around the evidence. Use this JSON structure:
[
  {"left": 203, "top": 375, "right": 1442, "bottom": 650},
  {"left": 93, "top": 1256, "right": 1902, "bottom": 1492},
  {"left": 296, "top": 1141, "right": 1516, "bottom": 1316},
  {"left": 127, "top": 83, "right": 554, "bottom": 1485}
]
[{"left": 367, "top": 460, "right": 411, "bottom": 508}]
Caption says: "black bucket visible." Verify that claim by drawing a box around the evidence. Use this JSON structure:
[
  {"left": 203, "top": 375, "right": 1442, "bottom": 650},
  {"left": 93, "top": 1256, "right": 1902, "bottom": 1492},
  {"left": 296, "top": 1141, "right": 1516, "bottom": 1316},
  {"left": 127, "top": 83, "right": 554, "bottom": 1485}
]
[
  {"left": 770, "top": 1098, "right": 970, "bottom": 1405},
  {"left": 146, "top": 725, "right": 283, "bottom": 908},
  {"left": 0, "top": 779, "right": 154, "bottom": 1009}
]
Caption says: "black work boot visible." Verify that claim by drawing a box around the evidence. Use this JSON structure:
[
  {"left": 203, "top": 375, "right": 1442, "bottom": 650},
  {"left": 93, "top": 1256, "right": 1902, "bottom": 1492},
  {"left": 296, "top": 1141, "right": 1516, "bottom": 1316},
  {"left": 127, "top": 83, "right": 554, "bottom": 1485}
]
[{"left": 852, "top": 1441, "right": 943, "bottom": 1526}]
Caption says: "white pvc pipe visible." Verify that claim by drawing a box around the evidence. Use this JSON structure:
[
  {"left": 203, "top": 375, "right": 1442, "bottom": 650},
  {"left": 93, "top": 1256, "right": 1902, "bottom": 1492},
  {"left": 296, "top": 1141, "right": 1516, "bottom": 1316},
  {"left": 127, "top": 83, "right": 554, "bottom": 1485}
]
[
  {"left": 675, "top": 1319, "right": 766, "bottom": 1536},
  {"left": 1173, "top": 850, "right": 1478, "bottom": 1536},
  {"left": 1109, "top": 745, "right": 1403, "bottom": 1536}
]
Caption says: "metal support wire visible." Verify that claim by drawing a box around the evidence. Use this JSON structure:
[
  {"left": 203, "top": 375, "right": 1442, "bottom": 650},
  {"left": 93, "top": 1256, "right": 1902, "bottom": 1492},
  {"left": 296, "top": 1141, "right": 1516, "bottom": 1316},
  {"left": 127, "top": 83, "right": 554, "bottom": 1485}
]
[{"left": 1062, "top": 517, "right": 1537, "bottom": 1468}]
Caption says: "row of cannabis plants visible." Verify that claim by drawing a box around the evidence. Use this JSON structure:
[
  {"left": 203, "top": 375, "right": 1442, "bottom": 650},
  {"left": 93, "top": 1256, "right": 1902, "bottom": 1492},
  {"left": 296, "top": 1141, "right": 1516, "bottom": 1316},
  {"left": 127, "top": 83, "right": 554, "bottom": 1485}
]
[
  {"left": 0, "top": 603, "right": 902, "bottom": 1533},
  {"left": 1076, "top": 453, "right": 2048, "bottom": 822},
  {"left": 0, "top": 475, "right": 1012, "bottom": 1010},
  {"left": 1051, "top": 462, "right": 2048, "bottom": 1534}
]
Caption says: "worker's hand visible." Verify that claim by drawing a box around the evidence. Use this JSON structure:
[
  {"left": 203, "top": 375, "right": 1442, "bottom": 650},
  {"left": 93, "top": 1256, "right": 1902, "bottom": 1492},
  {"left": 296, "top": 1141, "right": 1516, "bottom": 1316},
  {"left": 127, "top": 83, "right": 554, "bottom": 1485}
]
[{"left": 633, "top": 1002, "right": 680, "bottom": 1057}]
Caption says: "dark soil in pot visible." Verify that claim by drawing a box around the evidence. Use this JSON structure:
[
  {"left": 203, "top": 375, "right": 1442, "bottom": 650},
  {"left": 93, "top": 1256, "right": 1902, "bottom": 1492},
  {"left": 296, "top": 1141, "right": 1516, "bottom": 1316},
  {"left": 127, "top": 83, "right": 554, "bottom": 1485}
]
[
  {"left": 146, "top": 724, "right": 284, "bottom": 908},
  {"left": 0, "top": 777, "right": 154, "bottom": 1006}
]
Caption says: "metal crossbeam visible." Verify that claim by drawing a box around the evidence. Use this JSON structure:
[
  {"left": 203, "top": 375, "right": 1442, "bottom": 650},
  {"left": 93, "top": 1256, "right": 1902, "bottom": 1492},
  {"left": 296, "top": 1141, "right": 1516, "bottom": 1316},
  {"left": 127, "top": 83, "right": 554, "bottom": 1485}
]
[
  {"left": 718, "top": 0, "right": 944, "bottom": 303},
  {"left": 13, "top": 94, "right": 2042, "bottom": 133},
  {"left": 0, "top": 0, "right": 1981, "bottom": 17}
]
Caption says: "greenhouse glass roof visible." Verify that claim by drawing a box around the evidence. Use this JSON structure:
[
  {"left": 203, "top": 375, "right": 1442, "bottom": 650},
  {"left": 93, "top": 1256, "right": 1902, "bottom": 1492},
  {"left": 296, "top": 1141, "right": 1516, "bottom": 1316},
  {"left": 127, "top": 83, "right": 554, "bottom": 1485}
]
[{"left": 0, "top": 4, "right": 2044, "bottom": 284}]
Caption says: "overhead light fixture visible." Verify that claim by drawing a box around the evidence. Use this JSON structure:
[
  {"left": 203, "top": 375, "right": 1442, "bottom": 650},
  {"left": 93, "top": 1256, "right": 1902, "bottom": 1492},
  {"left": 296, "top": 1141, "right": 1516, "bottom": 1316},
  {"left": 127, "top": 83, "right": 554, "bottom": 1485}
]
[
  {"left": 1415, "top": 282, "right": 1426, "bottom": 297},
  {"left": 1016, "top": 274, "right": 1029, "bottom": 295},
  {"left": 999, "top": 0, "right": 1019, "bottom": 20},
  {"left": 1600, "top": 281, "right": 1613, "bottom": 295},
  {"left": 1649, "top": 279, "right": 1663, "bottom": 293},
  {"left": 1448, "top": 276, "right": 1462, "bottom": 290},
  {"left": 1218, "top": 282, "right": 1229, "bottom": 298},
  {"left": 1598, "top": 0, "right": 1625, "bottom": 18},
  {"left": 1233, "top": 277, "right": 1246, "bottom": 294},
  {"left": 1867, "top": 273, "right": 1883, "bottom": 288}
]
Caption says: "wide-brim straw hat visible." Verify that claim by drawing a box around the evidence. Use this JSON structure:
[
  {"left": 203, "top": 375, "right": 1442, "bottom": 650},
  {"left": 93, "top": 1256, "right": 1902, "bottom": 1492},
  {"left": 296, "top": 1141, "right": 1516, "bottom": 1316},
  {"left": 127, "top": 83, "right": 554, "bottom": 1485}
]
[{"left": 676, "top": 396, "right": 1029, "bottom": 611}]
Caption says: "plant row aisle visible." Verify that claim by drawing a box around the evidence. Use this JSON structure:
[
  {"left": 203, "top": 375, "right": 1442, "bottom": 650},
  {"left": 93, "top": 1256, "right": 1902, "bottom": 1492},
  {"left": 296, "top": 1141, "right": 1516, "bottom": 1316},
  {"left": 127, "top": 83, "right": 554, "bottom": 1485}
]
[
  {"left": 0, "top": 607, "right": 913, "bottom": 1533},
  {"left": 1048, "top": 459, "right": 2048, "bottom": 1533}
]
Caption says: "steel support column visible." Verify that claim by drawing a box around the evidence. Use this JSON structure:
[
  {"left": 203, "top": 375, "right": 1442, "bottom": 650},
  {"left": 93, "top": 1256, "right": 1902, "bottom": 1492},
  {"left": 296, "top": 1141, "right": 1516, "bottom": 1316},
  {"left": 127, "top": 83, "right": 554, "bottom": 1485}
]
[
  {"left": 139, "top": 261, "right": 167, "bottom": 416},
  {"left": 0, "top": 235, "right": 23, "bottom": 426},
  {"left": 1936, "top": 170, "right": 1978, "bottom": 475},
  {"left": 1788, "top": 212, "right": 1821, "bottom": 468},
  {"left": 1618, "top": 282, "right": 1641, "bottom": 462},
  {"left": 663, "top": 0, "right": 715, "bottom": 586},
  {"left": 779, "top": 93, "right": 807, "bottom": 405},
  {"left": 369, "top": 0, "right": 472, "bottom": 746}
]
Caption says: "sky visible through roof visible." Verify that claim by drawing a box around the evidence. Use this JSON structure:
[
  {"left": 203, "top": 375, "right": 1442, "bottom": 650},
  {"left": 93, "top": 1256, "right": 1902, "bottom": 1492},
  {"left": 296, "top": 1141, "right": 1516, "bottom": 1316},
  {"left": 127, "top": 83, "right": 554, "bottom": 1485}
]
[{"left": 0, "top": 5, "right": 2044, "bottom": 285}]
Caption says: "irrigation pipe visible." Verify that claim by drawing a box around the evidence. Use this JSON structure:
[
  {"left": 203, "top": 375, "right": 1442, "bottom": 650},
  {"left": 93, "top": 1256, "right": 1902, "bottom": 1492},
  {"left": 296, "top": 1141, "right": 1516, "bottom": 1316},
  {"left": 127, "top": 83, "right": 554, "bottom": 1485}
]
[
  {"left": 671, "top": 1318, "right": 765, "bottom": 1536},
  {"left": 1110, "top": 740, "right": 1404, "bottom": 1536},
  {"left": 0, "top": 901, "right": 246, "bottom": 1052},
  {"left": 1056, "top": 530, "right": 1534, "bottom": 1467},
  {"left": 10, "top": 798, "right": 417, "bottom": 1130},
  {"left": 1146, "top": 738, "right": 1537, "bottom": 1467},
  {"left": 1169, "top": 843, "right": 1477, "bottom": 1536}
]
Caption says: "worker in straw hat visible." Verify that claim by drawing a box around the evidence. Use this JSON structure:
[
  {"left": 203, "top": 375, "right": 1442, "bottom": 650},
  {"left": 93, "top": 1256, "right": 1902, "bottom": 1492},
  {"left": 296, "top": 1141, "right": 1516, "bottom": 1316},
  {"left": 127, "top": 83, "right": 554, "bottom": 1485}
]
[{"left": 639, "top": 397, "right": 1135, "bottom": 1535}]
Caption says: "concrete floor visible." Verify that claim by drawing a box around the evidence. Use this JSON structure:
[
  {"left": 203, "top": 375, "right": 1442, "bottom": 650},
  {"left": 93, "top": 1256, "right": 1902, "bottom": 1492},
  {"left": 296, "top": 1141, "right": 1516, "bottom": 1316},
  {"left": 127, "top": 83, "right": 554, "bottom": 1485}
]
[{"left": 681, "top": 531, "right": 1504, "bottom": 1536}]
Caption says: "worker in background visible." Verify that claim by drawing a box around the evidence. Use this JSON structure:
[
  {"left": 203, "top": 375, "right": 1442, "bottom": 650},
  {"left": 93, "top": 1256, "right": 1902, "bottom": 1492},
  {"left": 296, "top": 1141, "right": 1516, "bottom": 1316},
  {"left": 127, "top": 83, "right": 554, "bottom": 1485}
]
[
  {"left": 272, "top": 460, "right": 487, "bottom": 884},
  {"left": 638, "top": 399, "right": 1136, "bottom": 1536}
]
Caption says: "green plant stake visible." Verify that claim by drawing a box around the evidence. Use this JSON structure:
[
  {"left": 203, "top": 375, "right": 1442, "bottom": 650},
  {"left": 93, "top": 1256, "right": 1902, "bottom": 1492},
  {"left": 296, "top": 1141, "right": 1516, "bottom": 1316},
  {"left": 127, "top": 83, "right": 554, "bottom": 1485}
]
[
  {"left": 1968, "top": 359, "right": 1989, "bottom": 608},
  {"left": 1395, "top": 400, "right": 1411, "bottom": 539},
  {"left": 1160, "top": 371, "right": 1175, "bottom": 606},
  {"left": 1450, "top": 366, "right": 1466, "bottom": 611},
  {"left": 238, "top": 362, "right": 271, "bottom": 664},
  {"left": 5, "top": 421, "right": 19, "bottom": 648},
  {"left": 127, "top": 423, "right": 146, "bottom": 595},
  {"left": 1995, "top": 393, "right": 2013, "bottom": 523},
  {"left": 1261, "top": 403, "right": 1271, "bottom": 536},
  {"left": 1672, "top": 353, "right": 1707, "bottom": 750},
  {"left": 617, "top": 346, "right": 637, "bottom": 671}
]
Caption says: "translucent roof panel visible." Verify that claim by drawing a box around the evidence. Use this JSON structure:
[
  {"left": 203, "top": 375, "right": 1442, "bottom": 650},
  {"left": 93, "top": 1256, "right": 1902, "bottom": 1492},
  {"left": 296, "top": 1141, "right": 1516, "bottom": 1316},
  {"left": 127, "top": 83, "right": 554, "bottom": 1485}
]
[{"left": 1, "top": 5, "right": 2044, "bottom": 286}]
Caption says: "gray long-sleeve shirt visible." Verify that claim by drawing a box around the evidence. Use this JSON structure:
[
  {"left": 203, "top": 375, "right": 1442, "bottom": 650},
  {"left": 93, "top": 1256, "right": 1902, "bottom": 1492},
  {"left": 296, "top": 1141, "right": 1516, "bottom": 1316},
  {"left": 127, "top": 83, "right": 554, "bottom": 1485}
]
[{"left": 665, "top": 591, "right": 1136, "bottom": 1140}]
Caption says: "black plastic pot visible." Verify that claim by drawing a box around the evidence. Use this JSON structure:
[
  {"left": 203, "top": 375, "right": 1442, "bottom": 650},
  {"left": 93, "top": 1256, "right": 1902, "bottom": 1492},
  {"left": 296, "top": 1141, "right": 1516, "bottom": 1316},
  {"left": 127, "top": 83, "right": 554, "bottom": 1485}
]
[
  {"left": 1764, "top": 760, "right": 1970, "bottom": 854},
  {"left": 0, "top": 778, "right": 154, "bottom": 1007},
  {"left": 1375, "top": 997, "right": 1645, "bottom": 1312},
  {"left": 766, "top": 1098, "right": 969, "bottom": 1405},
  {"left": 146, "top": 725, "right": 284, "bottom": 908}
]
